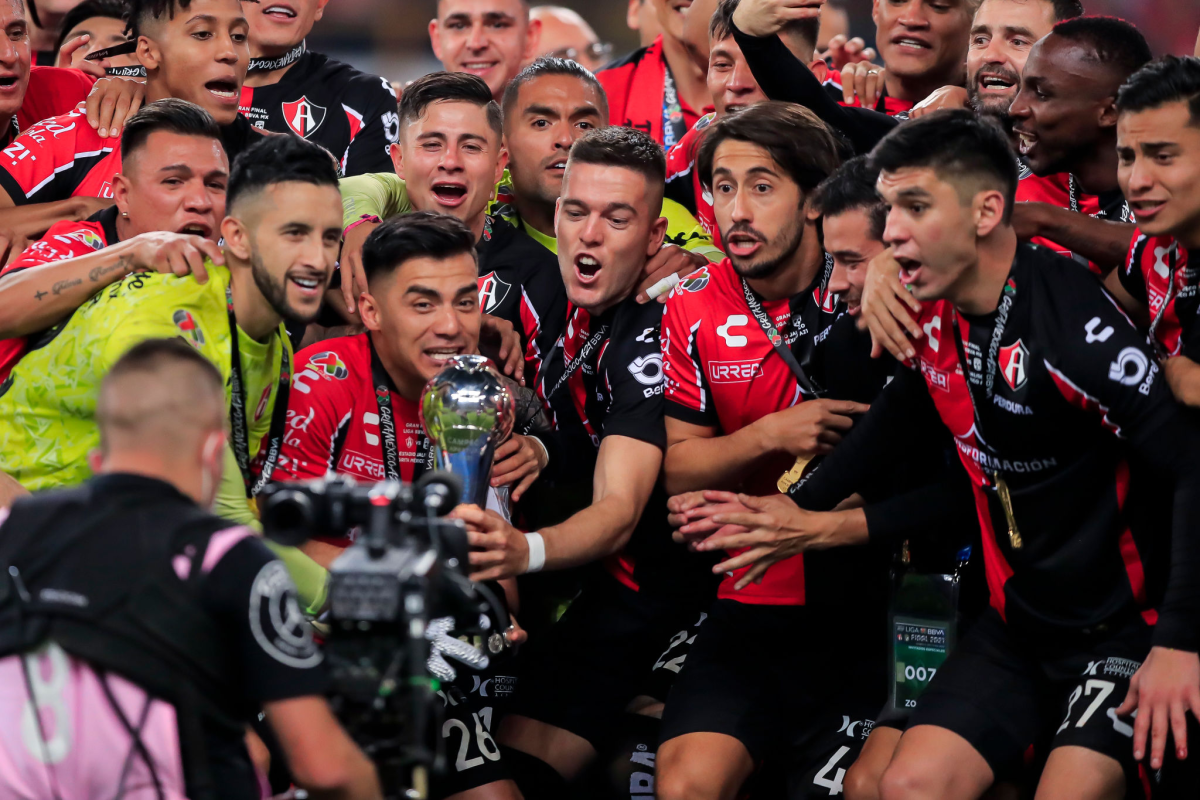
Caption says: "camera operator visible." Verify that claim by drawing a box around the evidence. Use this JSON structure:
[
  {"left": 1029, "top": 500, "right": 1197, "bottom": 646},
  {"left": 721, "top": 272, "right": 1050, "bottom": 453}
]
[{"left": 0, "top": 338, "right": 380, "bottom": 800}]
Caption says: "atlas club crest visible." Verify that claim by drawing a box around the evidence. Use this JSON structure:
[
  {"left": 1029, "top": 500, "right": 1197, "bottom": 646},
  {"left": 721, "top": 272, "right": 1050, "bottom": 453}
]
[
  {"left": 282, "top": 96, "right": 327, "bottom": 138},
  {"left": 999, "top": 339, "right": 1029, "bottom": 391}
]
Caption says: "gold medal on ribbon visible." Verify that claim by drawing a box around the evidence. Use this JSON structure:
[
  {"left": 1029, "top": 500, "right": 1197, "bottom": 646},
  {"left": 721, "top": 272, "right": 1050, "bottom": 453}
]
[
  {"left": 777, "top": 455, "right": 813, "bottom": 493},
  {"left": 993, "top": 471, "right": 1022, "bottom": 550}
]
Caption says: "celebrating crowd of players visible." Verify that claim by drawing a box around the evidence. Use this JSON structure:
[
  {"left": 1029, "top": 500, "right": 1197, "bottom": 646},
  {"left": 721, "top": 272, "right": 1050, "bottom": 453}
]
[{"left": 0, "top": 0, "right": 1199, "bottom": 798}]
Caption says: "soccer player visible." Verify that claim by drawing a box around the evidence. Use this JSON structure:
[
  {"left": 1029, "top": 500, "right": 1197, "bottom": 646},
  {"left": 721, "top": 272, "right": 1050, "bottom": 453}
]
[
  {"left": 597, "top": 0, "right": 710, "bottom": 149},
  {"left": 655, "top": 102, "right": 890, "bottom": 800},
  {"left": 907, "top": 0, "right": 1082, "bottom": 119},
  {"left": 1009, "top": 16, "right": 1150, "bottom": 269},
  {"left": 818, "top": 154, "right": 888, "bottom": 318},
  {"left": 273, "top": 212, "right": 541, "bottom": 800},
  {"left": 1110, "top": 56, "right": 1200, "bottom": 405},
  {"left": 678, "top": 110, "right": 1200, "bottom": 799},
  {"left": 0, "top": 99, "right": 226, "bottom": 382},
  {"left": 240, "top": 0, "right": 399, "bottom": 176},
  {"left": 0, "top": 0, "right": 260, "bottom": 208},
  {"left": 0, "top": 133, "right": 342, "bottom": 530},
  {"left": 430, "top": 0, "right": 542, "bottom": 101},
  {"left": 54, "top": 0, "right": 135, "bottom": 69},
  {"left": 527, "top": 5, "right": 609, "bottom": 71},
  {"left": 450, "top": 127, "right": 714, "bottom": 798}
]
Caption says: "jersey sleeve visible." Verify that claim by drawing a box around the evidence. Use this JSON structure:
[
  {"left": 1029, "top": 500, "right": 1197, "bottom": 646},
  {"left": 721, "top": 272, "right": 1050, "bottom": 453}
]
[
  {"left": 17, "top": 67, "right": 94, "bottom": 131},
  {"left": 202, "top": 536, "right": 328, "bottom": 703},
  {"left": 1039, "top": 273, "right": 1200, "bottom": 650},
  {"left": 1, "top": 220, "right": 104, "bottom": 279},
  {"left": 340, "top": 74, "right": 400, "bottom": 177},
  {"left": 272, "top": 350, "right": 356, "bottom": 482},
  {"left": 661, "top": 283, "right": 716, "bottom": 427},
  {"left": 602, "top": 308, "right": 668, "bottom": 449},
  {"left": 1117, "top": 230, "right": 1150, "bottom": 306},
  {"left": 662, "top": 198, "right": 723, "bottom": 262},
  {"left": 339, "top": 172, "right": 411, "bottom": 229},
  {"left": 0, "top": 110, "right": 112, "bottom": 205}
]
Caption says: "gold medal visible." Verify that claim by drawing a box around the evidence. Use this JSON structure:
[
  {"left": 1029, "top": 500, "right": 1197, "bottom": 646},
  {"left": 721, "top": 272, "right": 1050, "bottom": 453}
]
[
  {"left": 777, "top": 455, "right": 813, "bottom": 493},
  {"left": 993, "top": 471, "right": 1022, "bottom": 550}
]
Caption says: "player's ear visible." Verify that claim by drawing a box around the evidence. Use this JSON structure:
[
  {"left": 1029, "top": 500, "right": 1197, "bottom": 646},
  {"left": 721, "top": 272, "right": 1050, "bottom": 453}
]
[
  {"left": 495, "top": 144, "right": 509, "bottom": 185},
  {"left": 1098, "top": 95, "right": 1119, "bottom": 130},
  {"left": 137, "top": 35, "right": 161, "bottom": 73},
  {"left": 313, "top": 0, "right": 331, "bottom": 23},
  {"left": 523, "top": 17, "right": 543, "bottom": 60},
  {"left": 87, "top": 448, "right": 105, "bottom": 475},
  {"left": 113, "top": 173, "right": 133, "bottom": 217},
  {"left": 390, "top": 142, "right": 405, "bottom": 180},
  {"left": 221, "top": 216, "right": 251, "bottom": 261},
  {"left": 358, "top": 290, "right": 383, "bottom": 332},
  {"left": 808, "top": 59, "right": 829, "bottom": 84},
  {"left": 646, "top": 214, "right": 669, "bottom": 257},
  {"left": 429, "top": 19, "right": 443, "bottom": 61},
  {"left": 974, "top": 189, "right": 1007, "bottom": 238}
]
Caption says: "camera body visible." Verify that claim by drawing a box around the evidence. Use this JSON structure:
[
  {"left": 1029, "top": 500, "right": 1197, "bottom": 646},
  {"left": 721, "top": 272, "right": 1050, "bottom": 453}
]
[{"left": 259, "top": 472, "right": 505, "bottom": 798}]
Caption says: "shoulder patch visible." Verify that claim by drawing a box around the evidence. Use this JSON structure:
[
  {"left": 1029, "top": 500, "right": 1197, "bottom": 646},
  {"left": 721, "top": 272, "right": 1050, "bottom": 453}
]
[
  {"left": 173, "top": 309, "right": 206, "bottom": 347},
  {"left": 307, "top": 350, "right": 349, "bottom": 380},
  {"left": 679, "top": 265, "right": 711, "bottom": 293}
]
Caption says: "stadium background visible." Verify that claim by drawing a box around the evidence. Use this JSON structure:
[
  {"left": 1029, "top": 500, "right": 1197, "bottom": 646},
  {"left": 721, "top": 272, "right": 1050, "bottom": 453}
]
[{"left": 308, "top": 0, "right": 1200, "bottom": 87}]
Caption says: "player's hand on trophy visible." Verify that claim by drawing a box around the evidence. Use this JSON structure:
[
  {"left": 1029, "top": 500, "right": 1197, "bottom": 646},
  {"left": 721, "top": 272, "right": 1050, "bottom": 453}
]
[
  {"left": 491, "top": 434, "right": 548, "bottom": 502},
  {"left": 451, "top": 504, "right": 530, "bottom": 581}
]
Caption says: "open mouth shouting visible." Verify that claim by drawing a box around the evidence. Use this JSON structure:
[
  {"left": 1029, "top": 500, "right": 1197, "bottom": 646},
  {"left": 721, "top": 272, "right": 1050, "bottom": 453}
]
[
  {"left": 975, "top": 68, "right": 1019, "bottom": 96},
  {"left": 422, "top": 345, "right": 467, "bottom": 371},
  {"left": 545, "top": 155, "right": 569, "bottom": 180},
  {"left": 177, "top": 221, "right": 214, "bottom": 238},
  {"left": 204, "top": 78, "right": 240, "bottom": 107},
  {"left": 1128, "top": 198, "right": 1167, "bottom": 223},
  {"left": 896, "top": 257, "right": 924, "bottom": 286},
  {"left": 431, "top": 182, "right": 469, "bottom": 208},
  {"left": 0, "top": 73, "right": 21, "bottom": 93},
  {"left": 1014, "top": 127, "right": 1038, "bottom": 157},
  {"left": 725, "top": 227, "right": 765, "bottom": 259},
  {"left": 574, "top": 253, "right": 602, "bottom": 285}
]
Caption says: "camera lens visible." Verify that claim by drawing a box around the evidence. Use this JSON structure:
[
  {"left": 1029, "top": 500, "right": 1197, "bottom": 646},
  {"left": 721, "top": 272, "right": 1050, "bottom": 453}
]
[{"left": 260, "top": 489, "right": 318, "bottom": 546}]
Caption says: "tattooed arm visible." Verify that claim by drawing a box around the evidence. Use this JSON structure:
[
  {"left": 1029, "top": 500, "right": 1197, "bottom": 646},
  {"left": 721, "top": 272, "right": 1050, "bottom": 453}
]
[{"left": 0, "top": 231, "right": 224, "bottom": 338}]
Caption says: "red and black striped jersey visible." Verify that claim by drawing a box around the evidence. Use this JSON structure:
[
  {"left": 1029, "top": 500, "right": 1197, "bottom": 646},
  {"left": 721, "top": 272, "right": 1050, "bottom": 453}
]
[
  {"left": 1117, "top": 230, "right": 1197, "bottom": 359},
  {"left": 794, "top": 243, "right": 1200, "bottom": 650},
  {"left": 1015, "top": 167, "right": 1132, "bottom": 272},
  {"left": 476, "top": 215, "right": 567, "bottom": 385},
  {"left": 597, "top": 36, "right": 709, "bottom": 149}
]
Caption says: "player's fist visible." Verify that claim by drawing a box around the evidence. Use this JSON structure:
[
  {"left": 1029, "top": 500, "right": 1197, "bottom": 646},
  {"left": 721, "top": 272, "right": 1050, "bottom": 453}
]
[
  {"left": 760, "top": 398, "right": 869, "bottom": 458},
  {"left": 907, "top": 85, "right": 970, "bottom": 119},
  {"left": 732, "top": 0, "right": 826, "bottom": 38},
  {"left": 823, "top": 34, "right": 878, "bottom": 70},
  {"left": 837, "top": 59, "right": 887, "bottom": 107}
]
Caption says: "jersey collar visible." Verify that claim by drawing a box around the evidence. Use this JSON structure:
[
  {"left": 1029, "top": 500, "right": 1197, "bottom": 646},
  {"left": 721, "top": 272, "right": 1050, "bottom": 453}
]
[{"left": 248, "top": 42, "right": 306, "bottom": 75}]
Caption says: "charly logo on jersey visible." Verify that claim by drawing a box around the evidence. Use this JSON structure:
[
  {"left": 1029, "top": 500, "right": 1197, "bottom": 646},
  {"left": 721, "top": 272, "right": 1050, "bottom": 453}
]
[
  {"left": 923, "top": 315, "right": 941, "bottom": 352},
  {"left": 477, "top": 271, "right": 512, "bottom": 313},
  {"left": 307, "top": 351, "right": 349, "bottom": 380},
  {"left": 716, "top": 314, "right": 749, "bottom": 347},
  {"left": 999, "top": 339, "right": 1028, "bottom": 391},
  {"left": 679, "top": 266, "right": 710, "bottom": 293},
  {"left": 54, "top": 229, "right": 104, "bottom": 251},
  {"left": 1152, "top": 243, "right": 1175, "bottom": 278},
  {"left": 1108, "top": 346, "right": 1150, "bottom": 387},
  {"left": 282, "top": 96, "right": 327, "bottom": 138},
  {"left": 1084, "top": 317, "right": 1114, "bottom": 344},
  {"left": 172, "top": 309, "right": 205, "bottom": 347}
]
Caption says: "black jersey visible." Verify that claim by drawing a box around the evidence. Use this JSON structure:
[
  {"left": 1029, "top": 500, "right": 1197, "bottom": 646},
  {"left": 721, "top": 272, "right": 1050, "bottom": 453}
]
[
  {"left": 476, "top": 215, "right": 567, "bottom": 383},
  {"left": 238, "top": 51, "right": 398, "bottom": 177},
  {"left": 792, "top": 243, "right": 1200, "bottom": 651}
]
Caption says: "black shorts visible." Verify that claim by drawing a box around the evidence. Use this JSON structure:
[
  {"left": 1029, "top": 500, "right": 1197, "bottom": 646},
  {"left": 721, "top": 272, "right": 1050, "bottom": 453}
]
[
  {"left": 510, "top": 573, "right": 709, "bottom": 748},
  {"left": 429, "top": 666, "right": 518, "bottom": 797},
  {"left": 659, "top": 599, "right": 886, "bottom": 763},
  {"left": 909, "top": 607, "right": 1150, "bottom": 787}
]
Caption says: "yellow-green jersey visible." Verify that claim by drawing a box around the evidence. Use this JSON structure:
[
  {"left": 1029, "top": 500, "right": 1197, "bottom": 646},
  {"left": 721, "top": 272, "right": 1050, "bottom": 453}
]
[
  {"left": 339, "top": 170, "right": 725, "bottom": 262},
  {"left": 0, "top": 264, "right": 290, "bottom": 525}
]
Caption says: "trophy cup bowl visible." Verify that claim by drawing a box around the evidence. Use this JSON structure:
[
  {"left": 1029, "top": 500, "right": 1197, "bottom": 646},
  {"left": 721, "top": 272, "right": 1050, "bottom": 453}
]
[{"left": 421, "top": 355, "right": 516, "bottom": 508}]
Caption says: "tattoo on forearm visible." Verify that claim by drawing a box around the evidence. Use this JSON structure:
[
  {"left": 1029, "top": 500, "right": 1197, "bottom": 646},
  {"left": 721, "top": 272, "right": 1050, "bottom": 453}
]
[
  {"left": 34, "top": 290, "right": 46, "bottom": 301},
  {"left": 88, "top": 255, "right": 132, "bottom": 283},
  {"left": 51, "top": 278, "right": 82, "bottom": 295}
]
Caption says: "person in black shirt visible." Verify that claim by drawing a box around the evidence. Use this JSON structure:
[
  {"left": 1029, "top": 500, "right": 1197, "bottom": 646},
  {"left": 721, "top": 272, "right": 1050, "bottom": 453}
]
[
  {"left": 0, "top": 339, "right": 380, "bottom": 799},
  {"left": 240, "top": 0, "right": 398, "bottom": 176},
  {"left": 449, "top": 126, "right": 713, "bottom": 799},
  {"left": 673, "top": 111, "right": 1200, "bottom": 799}
]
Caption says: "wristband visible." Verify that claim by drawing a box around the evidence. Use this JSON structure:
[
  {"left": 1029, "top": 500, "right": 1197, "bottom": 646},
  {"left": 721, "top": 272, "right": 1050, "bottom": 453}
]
[
  {"left": 524, "top": 532, "right": 546, "bottom": 573},
  {"left": 645, "top": 272, "right": 680, "bottom": 300},
  {"left": 344, "top": 214, "right": 381, "bottom": 236}
]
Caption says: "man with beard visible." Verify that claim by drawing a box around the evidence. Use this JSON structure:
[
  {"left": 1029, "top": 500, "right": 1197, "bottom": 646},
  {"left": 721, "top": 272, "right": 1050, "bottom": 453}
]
[
  {"left": 0, "top": 134, "right": 343, "bottom": 530},
  {"left": 655, "top": 103, "right": 891, "bottom": 800},
  {"left": 0, "top": 100, "right": 226, "bottom": 383},
  {"left": 430, "top": 0, "right": 542, "bottom": 101},
  {"left": 237, "top": 0, "right": 399, "bottom": 176},
  {"left": 908, "top": 0, "right": 1082, "bottom": 120},
  {"left": 598, "top": 0, "right": 710, "bottom": 149},
  {"left": 1009, "top": 16, "right": 1149, "bottom": 269}
]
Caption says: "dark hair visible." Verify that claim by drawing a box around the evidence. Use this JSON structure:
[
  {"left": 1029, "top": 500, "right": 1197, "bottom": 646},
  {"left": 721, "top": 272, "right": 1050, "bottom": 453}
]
[
  {"left": 1049, "top": 0, "right": 1085, "bottom": 22},
  {"left": 1050, "top": 16, "right": 1152, "bottom": 81},
  {"left": 226, "top": 134, "right": 339, "bottom": 212},
  {"left": 120, "top": 98, "right": 220, "bottom": 161},
  {"left": 567, "top": 125, "right": 666, "bottom": 194},
  {"left": 361, "top": 211, "right": 478, "bottom": 285},
  {"left": 55, "top": 0, "right": 130, "bottom": 53},
  {"left": 104, "top": 337, "right": 222, "bottom": 389},
  {"left": 697, "top": 102, "right": 842, "bottom": 195},
  {"left": 870, "top": 109, "right": 1018, "bottom": 222},
  {"left": 501, "top": 57, "right": 609, "bottom": 123},
  {"left": 711, "top": 0, "right": 817, "bottom": 50},
  {"left": 812, "top": 155, "right": 886, "bottom": 242},
  {"left": 1116, "top": 55, "right": 1200, "bottom": 127},
  {"left": 399, "top": 71, "right": 502, "bottom": 140},
  {"left": 126, "top": 0, "right": 193, "bottom": 37}
]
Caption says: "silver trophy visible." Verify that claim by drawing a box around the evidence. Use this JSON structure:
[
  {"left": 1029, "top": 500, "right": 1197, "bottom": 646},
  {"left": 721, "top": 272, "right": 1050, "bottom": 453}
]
[{"left": 421, "top": 355, "right": 516, "bottom": 507}]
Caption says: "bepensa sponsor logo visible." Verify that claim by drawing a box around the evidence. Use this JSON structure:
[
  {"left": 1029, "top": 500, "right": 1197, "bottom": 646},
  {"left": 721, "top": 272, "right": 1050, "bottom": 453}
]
[{"left": 709, "top": 359, "right": 763, "bottom": 384}]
